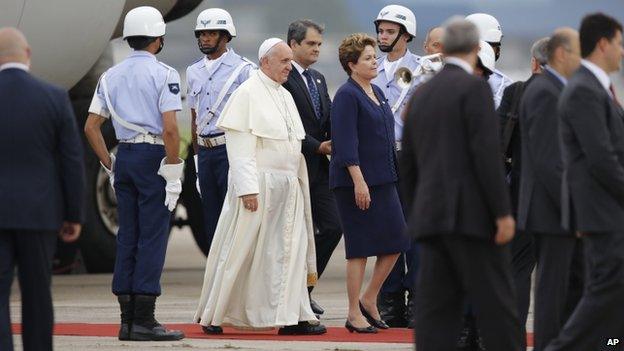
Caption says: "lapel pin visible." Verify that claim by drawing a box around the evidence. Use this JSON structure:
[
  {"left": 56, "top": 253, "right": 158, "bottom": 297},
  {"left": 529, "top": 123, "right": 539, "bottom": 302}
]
[{"left": 316, "top": 79, "right": 321, "bottom": 84}]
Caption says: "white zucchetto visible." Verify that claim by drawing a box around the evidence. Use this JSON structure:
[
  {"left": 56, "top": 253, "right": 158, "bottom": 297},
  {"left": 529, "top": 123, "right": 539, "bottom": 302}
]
[{"left": 257, "top": 37, "right": 283, "bottom": 61}]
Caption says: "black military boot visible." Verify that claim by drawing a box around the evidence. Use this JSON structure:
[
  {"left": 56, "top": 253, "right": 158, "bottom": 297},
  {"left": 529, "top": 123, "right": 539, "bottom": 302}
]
[
  {"left": 377, "top": 291, "right": 407, "bottom": 327},
  {"left": 277, "top": 321, "right": 327, "bottom": 335},
  {"left": 129, "top": 295, "right": 185, "bottom": 341},
  {"left": 456, "top": 314, "right": 478, "bottom": 351},
  {"left": 117, "top": 295, "right": 134, "bottom": 340},
  {"left": 405, "top": 289, "right": 416, "bottom": 329},
  {"left": 475, "top": 329, "right": 487, "bottom": 351}
]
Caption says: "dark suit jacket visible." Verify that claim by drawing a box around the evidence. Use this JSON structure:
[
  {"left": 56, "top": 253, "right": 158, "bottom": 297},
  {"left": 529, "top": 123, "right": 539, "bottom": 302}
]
[
  {"left": 283, "top": 67, "right": 331, "bottom": 182},
  {"left": 401, "top": 64, "right": 511, "bottom": 239},
  {"left": 497, "top": 74, "right": 538, "bottom": 212},
  {"left": 560, "top": 65, "right": 624, "bottom": 232},
  {"left": 517, "top": 69, "right": 567, "bottom": 234},
  {"left": 329, "top": 78, "right": 398, "bottom": 188},
  {"left": 0, "top": 67, "right": 85, "bottom": 230}
]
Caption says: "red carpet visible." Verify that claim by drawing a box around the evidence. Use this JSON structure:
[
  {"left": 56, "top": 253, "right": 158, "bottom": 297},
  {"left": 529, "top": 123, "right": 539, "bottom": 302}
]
[
  {"left": 12, "top": 323, "right": 534, "bottom": 345},
  {"left": 12, "top": 323, "right": 412, "bottom": 343}
]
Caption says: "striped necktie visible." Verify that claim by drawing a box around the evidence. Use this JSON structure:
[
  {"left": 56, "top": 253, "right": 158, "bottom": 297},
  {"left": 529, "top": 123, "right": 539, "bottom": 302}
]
[{"left": 302, "top": 69, "right": 321, "bottom": 119}]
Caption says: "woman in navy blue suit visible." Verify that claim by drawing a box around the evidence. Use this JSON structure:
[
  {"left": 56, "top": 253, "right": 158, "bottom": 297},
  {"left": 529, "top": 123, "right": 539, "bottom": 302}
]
[{"left": 330, "top": 33, "right": 409, "bottom": 333}]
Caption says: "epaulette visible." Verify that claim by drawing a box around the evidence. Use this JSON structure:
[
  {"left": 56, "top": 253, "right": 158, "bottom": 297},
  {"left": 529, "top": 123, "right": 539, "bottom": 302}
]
[
  {"left": 240, "top": 55, "right": 257, "bottom": 67},
  {"left": 188, "top": 56, "right": 203, "bottom": 68},
  {"left": 157, "top": 61, "right": 176, "bottom": 71},
  {"left": 494, "top": 69, "right": 511, "bottom": 80}
]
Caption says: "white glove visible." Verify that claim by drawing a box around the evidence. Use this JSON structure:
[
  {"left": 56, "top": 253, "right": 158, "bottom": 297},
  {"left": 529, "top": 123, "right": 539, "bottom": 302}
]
[
  {"left": 194, "top": 154, "right": 201, "bottom": 197},
  {"left": 100, "top": 153, "right": 116, "bottom": 191},
  {"left": 157, "top": 157, "right": 184, "bottom": 212}
]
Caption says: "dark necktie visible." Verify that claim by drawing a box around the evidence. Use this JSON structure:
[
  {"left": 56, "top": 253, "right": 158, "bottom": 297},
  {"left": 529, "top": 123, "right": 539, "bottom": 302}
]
[
  {"left": 609, "top": 84, "right": 621, "bottom": 107},
  {"left": 302, "top": 69, "right": 322, "bottom": 119}
]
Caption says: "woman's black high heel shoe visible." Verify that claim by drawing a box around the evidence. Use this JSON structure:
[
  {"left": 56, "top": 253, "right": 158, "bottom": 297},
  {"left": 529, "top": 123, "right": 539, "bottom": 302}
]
[
  {"left": 359, "top": 301, "right": 390, "bottom": 329},
  {"left": 345, "top": 320, "right": 378, "bottom": 333}
]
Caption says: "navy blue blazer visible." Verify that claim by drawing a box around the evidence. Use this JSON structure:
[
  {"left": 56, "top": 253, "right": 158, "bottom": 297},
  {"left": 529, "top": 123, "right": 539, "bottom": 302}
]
[
  {"left": 329, "top": 78, "right": 398, "bottom": 189},
  {"left": 0, "top": 68, "right": 85, "bottom": 230}
]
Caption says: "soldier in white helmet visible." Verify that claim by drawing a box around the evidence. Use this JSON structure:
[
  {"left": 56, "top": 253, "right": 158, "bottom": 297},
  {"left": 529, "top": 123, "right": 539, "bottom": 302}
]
[
  {"left": 466, "top": 13, "right": 514, "bottom": 108},
  {"left": 475, "top": 40, "right": 496, "bottom": 79},
  {"left": 84, "top": 6, "right": 185, "bottom": 341},
  {"left": 186, "top": 8, "right": 255, "bottom": 267},
  {"left": 372, "top": 4, "right": 422, "bottom": 328}
]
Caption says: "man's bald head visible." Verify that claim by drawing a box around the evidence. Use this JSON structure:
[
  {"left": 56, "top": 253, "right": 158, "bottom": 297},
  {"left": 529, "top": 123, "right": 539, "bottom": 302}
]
[
  {"left": 0, "top": 27, "right": 30, "bottom": 66},
  {"left": 423, "top": 26, "right": 444, "bottom": 55},
  {"left": 547, "top": 27, "right": 581, "bottom": 77},
  {"left": 260, "top": 41, "right": 293, "bottom": 84}
]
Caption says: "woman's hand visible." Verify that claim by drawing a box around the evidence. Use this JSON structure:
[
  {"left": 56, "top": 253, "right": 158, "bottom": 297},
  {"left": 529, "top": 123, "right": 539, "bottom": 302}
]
[
  {"left": 354, "top": 180, "right": 371, "bottom": 210},
  {"left": 241, "top": 194, "right": 258, "bottom": 212}
]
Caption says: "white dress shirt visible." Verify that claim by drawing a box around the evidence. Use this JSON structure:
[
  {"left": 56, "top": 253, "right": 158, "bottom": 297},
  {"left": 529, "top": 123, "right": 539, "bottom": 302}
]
[
  {"left": 0, "top": 62, "right": 29, "bottom": 72},
  {"left": 581, "top": 59, "right": 613, "bottom": 98}
]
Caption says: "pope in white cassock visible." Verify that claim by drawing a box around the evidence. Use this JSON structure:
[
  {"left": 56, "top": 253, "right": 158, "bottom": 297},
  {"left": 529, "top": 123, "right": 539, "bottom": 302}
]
[{"left": 194, "top": 38, "right": 327, "bottom": 336}]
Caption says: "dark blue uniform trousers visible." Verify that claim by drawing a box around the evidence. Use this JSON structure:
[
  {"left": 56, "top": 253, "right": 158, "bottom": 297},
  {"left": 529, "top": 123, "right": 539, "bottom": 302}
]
[
  {"left": 382, "top": 150, "right": 419, "bottom": 293},
  {"left": 197, "top": 143, "right": 229, "bottom": 253},
  {"left": 112, "top": 143, "right": 170, "bottom": 296},
  {"left": 0, "top": 229, "right": 56, "bottom": 351}
]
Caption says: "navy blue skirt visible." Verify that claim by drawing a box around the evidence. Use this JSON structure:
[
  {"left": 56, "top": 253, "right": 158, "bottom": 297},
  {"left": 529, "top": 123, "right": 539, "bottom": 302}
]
[{"left": 333, "top": 183, "right": 409, "bottom": 259}]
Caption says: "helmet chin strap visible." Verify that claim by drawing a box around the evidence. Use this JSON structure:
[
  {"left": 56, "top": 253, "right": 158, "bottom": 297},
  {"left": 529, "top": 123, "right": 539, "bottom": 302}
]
[
  {"left": 154, "top": 37, "right": 164, "bottom": 55},
  {"left": 378, "top": 29, "right": 403, "bottom": 53},
  {"left": 197, "top": 32, "right": 224, "bottom": 55},
  {"left": 199, "top": 41, "right": 218, "bottom": 55}
]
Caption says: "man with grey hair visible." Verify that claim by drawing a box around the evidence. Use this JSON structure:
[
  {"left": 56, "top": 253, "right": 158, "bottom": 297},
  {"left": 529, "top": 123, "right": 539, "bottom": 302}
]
[
  {"left": 194, "top": 38, "right": 326, "bottom": 336},
  {"left": 517, "top": 27, "right": 583, "bottom": 351},
  {"left": 0, "top": 27, "right": 85, "bottom": 351},
  {"left": 283, "top": 20, "right": 341, "bottom": 318},
  {"left": 531, "top": 37, "right": 550, "bottom": 71},
  {"left": 401, "top": 19, "right": 522, "bottom": 350}
]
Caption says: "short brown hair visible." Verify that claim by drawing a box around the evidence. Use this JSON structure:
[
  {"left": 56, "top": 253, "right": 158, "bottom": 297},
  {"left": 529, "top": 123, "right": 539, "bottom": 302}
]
[{"left": 338, "top": 33, "right": 376, "bottom": 75}]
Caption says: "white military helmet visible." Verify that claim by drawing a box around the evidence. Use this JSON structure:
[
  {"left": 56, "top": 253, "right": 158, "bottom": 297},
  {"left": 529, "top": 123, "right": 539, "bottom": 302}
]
[
  {"left": 123, "top": 6, "right": 166, "bottom": 39},
  {"left": 374, "top": 4, "right": 417, "bottom": 38},
  {"left": 195, "top": 8, "right": 236, "bottom": 37},
  {"left": 466, "top": 13, "right": 502, "bottom": 43},
  {"left": 478, "top": 40, "right": 496, "bottom": 74}
]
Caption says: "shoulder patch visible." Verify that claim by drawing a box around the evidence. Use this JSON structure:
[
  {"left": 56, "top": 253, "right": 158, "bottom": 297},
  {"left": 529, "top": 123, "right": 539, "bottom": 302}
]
[{"left": 168, "top": 83, "right": 180, "bottom": 94}]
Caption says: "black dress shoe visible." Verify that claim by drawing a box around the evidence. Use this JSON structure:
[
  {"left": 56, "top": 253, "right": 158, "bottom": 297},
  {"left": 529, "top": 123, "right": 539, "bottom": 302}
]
[
  {"left": 345, "top": 320, "right": 377, "bottom": 333},
  {"left": 202, "top": 325, "right": 223, "bottom": 334},
  {"left": 359, "top": 301, "right": 389, "bottom": 329},
  {"left": 310, "top": 299, "right": 325, "bottom": 315},
  {"left": 278, "top": 321, "right": 327, "bottom": 335}
]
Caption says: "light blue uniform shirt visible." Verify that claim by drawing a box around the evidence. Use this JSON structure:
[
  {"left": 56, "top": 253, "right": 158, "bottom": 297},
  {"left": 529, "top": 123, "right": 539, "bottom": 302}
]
[
  {"left": 89, "top": 50, "right": 182, "bottom": 141},
  {"left": 186, "top": 49, "right": 255, "bottom": 136},
  {"left": 488, "top": 68, "right": 514, "bottom": 109},
  {"left": 372, "top": 50, "right": 421, "bottom": 141}
]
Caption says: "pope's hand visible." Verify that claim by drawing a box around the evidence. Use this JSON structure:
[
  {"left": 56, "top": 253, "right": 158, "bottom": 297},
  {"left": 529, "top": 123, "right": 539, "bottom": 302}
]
[{"left": 241, "top": 194, "right": 258, "bottom": 212}]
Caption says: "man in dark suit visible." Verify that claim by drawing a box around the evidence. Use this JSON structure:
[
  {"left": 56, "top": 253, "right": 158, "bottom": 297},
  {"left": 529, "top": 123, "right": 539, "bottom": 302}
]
[
  {"left": 546, "top": 13, "right": 624, "bottom": 351},
  {"left": 401, "top": 19, "right": 522, "bottom": 351},
  {"left": 0, "top": 28, "right": 85, "bottom": 351},
  {"left": 283, "top": 19, "right": 342, "bottom": 316},
  {"left": 455, "top": 37, "right": 549, "bottom": 351},
  {"left": 517, "top": 28, "right": 583, "bottom": 351}
]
